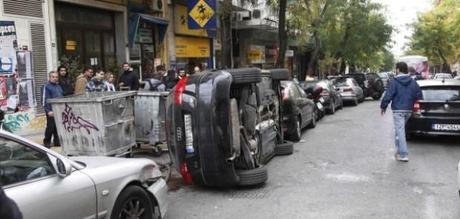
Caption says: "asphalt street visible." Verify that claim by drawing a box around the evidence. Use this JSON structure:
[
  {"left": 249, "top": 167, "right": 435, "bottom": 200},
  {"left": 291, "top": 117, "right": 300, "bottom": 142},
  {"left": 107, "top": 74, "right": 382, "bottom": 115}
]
[{"left": 165, "top": 100, "right": 460, "bottom": 219}]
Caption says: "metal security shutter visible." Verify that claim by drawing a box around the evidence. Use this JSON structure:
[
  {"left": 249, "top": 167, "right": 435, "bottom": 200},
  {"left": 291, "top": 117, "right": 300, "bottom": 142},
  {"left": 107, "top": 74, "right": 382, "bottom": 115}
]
[
  {"left": 31, "top": 23, "right": 47, "bottom": 114},
  {"left": 3, "top": 0, "right": 44, "bottom": 18}
]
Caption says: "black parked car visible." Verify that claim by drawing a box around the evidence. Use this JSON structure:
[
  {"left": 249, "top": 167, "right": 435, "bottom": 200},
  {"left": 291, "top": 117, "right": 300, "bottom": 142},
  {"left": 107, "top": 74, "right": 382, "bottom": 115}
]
[
  {"left": 281, "top": 81, "right": 316, "bottom": 141},
  {"left": 406, "top": 79, "right": 460, "bottom": 139},
  {"left": 345, "top": 73, "right": 384, "bottom": 100},
  {"left": 166, "top": 68, "right": 294, "bottom": 187}
]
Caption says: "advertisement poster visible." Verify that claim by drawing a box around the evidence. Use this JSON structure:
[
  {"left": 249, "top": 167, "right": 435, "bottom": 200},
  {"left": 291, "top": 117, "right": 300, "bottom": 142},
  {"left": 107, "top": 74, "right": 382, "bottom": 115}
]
[{"left": 0, "top": 21, "right": 17, "bottom": 74}]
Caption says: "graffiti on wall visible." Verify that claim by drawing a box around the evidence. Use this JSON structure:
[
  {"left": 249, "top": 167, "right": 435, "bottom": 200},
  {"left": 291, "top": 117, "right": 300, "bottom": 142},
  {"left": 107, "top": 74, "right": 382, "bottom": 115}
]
[
  {"left": 3, "top": 111, "right": 31, "bottom": 132},
  {"left": 62, "top": 104, "right": 99, "bottom": 134}
]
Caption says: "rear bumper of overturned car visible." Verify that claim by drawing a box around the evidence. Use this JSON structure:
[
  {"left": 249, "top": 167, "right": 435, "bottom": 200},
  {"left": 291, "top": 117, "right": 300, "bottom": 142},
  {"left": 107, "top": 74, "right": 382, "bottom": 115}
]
[
  {"left": 407, "top": 117, "right": 460, "bottom": 136},
  {"left": 147, "top": 178, "right": 168, "bottom": 218}
]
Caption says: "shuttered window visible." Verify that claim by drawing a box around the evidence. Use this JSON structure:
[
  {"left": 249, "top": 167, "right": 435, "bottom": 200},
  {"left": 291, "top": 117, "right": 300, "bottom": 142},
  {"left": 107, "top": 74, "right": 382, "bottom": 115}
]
[
  {"left": 2, "top": 0, "right": 44, "bottom": 18},
  {"left": 30, "top": 23, "right": 47, "bottom": 114}
]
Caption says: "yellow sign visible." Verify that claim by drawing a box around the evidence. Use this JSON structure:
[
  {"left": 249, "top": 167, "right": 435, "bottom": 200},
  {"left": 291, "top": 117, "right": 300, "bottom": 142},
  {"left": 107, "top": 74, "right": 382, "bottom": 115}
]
[
  {"left": 175, "top": 37, "right": 210, "bottom": 58},
  {"left": 189, "top": 0, "right": 215, "bottom": 28},
  {"left": 247, "top": 45, "right": 265, "bottom": 64},
  {"left": 174, "top": 5, "right": 208, "bottom": 37},
  {"left": 65, "top": 40, "right": 77, "bottom": 51}
]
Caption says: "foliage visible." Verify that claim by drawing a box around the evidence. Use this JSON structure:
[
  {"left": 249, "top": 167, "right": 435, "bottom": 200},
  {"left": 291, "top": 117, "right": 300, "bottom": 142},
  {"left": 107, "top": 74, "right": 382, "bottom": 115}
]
[
  {"left": 407, "top": 0, "right": 459, "bottom": 71},
  {"left": 287, "top": 0, "right": 393, "bottom": 75},
  {"left": 59, "top": 55, "right": 82, "bottom": 81}
]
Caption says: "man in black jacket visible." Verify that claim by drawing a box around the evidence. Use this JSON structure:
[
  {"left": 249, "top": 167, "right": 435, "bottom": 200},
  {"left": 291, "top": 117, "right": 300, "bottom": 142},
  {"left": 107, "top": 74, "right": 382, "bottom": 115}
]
[
  {"left": 118, "top": 62, "right": 139, "bottom": 90},
  {"left": 57, "top": 65, "right": 73, "bottom": 96}
]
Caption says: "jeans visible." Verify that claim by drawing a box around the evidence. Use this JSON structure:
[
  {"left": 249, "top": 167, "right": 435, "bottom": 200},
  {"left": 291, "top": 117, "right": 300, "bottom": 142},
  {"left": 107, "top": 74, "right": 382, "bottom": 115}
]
[{"left": 393, "top": 111, "right": 412, "bottom": 157}]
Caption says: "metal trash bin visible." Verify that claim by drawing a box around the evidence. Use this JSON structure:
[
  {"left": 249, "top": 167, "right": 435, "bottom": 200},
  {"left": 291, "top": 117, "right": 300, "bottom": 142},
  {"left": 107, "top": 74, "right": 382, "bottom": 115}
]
[
  {"left": 49, "top": 91, "right": 136, "bottom": 156},
  {"left": 134, "top": 91, "right": 168, "bottom": 147}
]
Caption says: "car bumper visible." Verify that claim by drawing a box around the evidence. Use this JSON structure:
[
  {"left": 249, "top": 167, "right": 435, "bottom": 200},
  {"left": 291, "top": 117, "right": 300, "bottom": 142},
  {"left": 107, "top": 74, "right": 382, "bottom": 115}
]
[
  {"left": 340, "top": 94, "right": 357, "bottom": 101},
  {"left": 147, "top": 178, "right": 168, "bottom": 218},
  {"left": 407, "top": 116, "right": 460, "bottom": 136}
]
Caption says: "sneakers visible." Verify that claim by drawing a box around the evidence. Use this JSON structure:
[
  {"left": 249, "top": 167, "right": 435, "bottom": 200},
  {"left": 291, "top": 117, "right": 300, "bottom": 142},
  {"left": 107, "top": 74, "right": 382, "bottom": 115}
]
[{"left": 395, "top": 153, "right": 409, "bottom": 162}]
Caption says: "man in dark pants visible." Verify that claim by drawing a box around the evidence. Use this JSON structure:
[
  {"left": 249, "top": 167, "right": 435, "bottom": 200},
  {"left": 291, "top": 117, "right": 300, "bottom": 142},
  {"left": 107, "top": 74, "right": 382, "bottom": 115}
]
[{"left": 43, "top": 71, "right": 63, "bottom": 148}]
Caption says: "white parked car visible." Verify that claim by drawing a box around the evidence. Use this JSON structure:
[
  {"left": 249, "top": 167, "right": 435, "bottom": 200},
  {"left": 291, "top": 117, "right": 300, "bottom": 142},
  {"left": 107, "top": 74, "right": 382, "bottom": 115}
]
[{"left": 0, "top": 131, "right": 168, "bottom": 219}]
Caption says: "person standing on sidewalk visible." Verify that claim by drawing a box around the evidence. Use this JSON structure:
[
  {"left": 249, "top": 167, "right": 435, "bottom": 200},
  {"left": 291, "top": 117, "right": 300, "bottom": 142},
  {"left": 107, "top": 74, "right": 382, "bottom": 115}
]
[
  {"left": 43, "top": 71, "right": 63, "bottom": 148},
  {"left": 74, "top": 67, "right": 93, "bottom": 94},
  {"left": 380, "top": 62, "right": 423, "bottom": 162},
  {"left": 118, "top": 62, "right": 139, "bottom": 90},
  {"left": 57, "top": 65, "right": 73, "bottom": 96}
]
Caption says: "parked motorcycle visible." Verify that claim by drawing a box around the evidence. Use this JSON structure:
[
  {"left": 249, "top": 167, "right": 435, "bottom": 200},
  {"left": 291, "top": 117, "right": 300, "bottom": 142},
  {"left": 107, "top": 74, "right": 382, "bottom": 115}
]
[{"left": 304, "top": 85, "right": 325, "bottom": 121}]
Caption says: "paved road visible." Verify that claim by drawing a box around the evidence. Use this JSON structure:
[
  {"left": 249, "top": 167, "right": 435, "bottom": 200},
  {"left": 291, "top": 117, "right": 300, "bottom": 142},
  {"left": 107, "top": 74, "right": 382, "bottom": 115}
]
[{"left": 165, "top": 100, "right": 460, "bottom": 219}]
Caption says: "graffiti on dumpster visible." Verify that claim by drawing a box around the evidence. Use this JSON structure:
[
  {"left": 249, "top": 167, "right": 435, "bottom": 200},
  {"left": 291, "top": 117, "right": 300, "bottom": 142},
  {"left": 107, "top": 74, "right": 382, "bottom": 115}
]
[{"left": 62, "top": 104, "right": 99, "bottom": 134}]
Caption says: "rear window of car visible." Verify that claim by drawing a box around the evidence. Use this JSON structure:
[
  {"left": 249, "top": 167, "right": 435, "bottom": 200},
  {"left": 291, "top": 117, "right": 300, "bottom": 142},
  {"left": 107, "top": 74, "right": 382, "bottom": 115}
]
[
  {"left": 422, "top": 86, "right": 460, "bottom": 101},
  {"left": 335, "top": 79, "right": 348, "bottom": 87}
]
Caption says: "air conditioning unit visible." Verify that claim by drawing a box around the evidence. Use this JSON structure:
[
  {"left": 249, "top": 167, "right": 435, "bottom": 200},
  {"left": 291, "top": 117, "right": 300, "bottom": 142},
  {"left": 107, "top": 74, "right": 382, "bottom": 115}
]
[{"left": 151, "top": 0, "right": 163, "bottom": 11}]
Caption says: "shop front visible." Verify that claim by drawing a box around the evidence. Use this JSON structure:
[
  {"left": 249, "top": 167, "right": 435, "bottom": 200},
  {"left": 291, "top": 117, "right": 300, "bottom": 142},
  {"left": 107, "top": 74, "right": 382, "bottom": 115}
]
[
  {"left": 55, "top": 1, "right": 127, "bottom": 74},
  {"left": 173, "top": 4, "right": 213, "bottom": 73}
]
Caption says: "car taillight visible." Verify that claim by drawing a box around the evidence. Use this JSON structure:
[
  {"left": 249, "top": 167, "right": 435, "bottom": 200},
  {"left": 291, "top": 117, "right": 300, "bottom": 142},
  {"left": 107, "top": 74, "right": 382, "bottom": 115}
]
[
  {"left": 321, "top": 91, "right": 330, "bottom": 96},
  {"left": 179, "top": 163, "right": 193, "bottom": 185},
  {"left": 343, "top": 87, "right": 353, "bottom": 92},
  {"left": 175, "top": 77, "right": 188, "bottom": 105},
  {"left": 413, "top": 101, "right": 421, "bottom": 113}
]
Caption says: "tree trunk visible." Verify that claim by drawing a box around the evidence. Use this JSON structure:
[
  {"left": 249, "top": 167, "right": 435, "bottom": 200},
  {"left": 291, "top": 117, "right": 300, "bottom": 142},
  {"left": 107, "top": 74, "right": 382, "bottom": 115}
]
[
  {"left": 306, "top": 32, "right": 321, "bottom": 79},
  {"left": 220, "top": 0, "right": 233, "bottom": 69},
  {"left": 276, "top": 0, "right": 287, "bottom": 68}
]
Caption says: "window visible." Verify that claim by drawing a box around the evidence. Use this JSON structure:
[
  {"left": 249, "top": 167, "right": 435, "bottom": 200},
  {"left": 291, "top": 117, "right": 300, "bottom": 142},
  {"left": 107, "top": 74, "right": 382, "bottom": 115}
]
[
  {"left": 422, "top": 86, "right": 460, "bottom": 101},
  {"left": 0, "top": 138, "right": 55, "bottom": 186}
]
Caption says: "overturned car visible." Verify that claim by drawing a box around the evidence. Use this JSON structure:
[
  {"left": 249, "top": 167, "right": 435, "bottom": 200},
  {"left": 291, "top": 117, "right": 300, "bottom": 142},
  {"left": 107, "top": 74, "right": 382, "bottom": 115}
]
[{"left": 166, "top": 68, "right": 294, "bottom": 187}]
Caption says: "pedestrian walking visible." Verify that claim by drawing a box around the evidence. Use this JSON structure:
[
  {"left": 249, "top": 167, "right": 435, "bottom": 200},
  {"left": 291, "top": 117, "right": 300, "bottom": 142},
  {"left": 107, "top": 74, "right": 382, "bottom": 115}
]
[
  {"left": 74, "top": 67, "right": 93, "bottom": 94},
  {"left": 119, "top": 62, "right": 139, "bottom": 90},
  {"left": 104, "top": 72, "right": 116, "bottom": 91},
  {"left": 43, "top": 71, "right": 63, "bottom": 148},
  {"left": 380, "top": 62, "right": 423, "bottom": 162},
  {"left": 86, "top": 70, "right": 108, "bottom": 92},
  {"left": 57, "top": 65, "right": 73, "bottom": 96}
]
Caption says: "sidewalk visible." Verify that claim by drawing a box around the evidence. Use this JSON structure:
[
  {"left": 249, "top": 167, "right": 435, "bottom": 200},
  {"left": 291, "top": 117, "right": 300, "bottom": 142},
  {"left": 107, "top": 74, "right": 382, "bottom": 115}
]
[{"left": 16, "top": 128, "right": 63, "bottom": 153}]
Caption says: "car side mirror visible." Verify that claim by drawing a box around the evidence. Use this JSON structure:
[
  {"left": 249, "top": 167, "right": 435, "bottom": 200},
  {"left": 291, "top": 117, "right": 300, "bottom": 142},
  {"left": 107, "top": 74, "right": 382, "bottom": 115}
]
[{"left": 56, "top": 158, "right": 72, "bottom": 178}]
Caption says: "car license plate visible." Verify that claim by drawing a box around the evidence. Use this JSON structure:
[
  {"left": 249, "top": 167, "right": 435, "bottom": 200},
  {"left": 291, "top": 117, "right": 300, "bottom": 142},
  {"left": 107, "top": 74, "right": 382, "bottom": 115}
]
[
  {"left": 432, "top": 124, "right": 460, "bottom": 131},
  {"left": 316, "top": 102, "right": 323, "bottom": 110}
]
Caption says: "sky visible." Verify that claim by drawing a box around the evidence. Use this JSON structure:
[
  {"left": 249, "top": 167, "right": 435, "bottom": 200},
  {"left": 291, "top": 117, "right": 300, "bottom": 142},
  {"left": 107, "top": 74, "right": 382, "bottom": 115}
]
[{"left": 371, "top": 0, "right": 433, "bottom": 58}]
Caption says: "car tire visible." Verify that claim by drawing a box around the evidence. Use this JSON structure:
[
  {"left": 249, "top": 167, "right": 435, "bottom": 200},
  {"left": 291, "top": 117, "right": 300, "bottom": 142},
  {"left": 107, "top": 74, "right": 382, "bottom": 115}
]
[
  {"left": 372, "top": 92, "right": 382, "bottom": 100},
  {"left": 352, "top": 98, "right": 358, "bottom": 106},
  {"left": 237, "top": 165, "right": 268, "bottom": 186},
  {"left": 269, "top": 69, "right": 290, "bottom": 80},
  {"left": 227, "top": 68, "right": 262, "bottom": 84},
  {"left": 275, "top": 141, "right": 294, "bottom": 155},
  {"left": 111, "top": 186, "right": 155, "bottom": 219},
  {"left": 308, "top": 111, "right": 317, "bottom": 128},
  {"left": 290, "top": 116, "right": 302, "bottom": 142},
  {"left": 338, "top": 99, "right": 344, "bottom": 110},
  {"left": 327, "top": 102, "right": 336, "bottom": 114}
]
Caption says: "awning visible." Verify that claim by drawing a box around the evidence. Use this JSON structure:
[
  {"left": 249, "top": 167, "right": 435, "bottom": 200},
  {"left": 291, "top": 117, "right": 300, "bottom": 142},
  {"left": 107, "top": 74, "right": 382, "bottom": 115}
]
[{"left": 128, "top": 13, "right": 169, "bottom": 48}]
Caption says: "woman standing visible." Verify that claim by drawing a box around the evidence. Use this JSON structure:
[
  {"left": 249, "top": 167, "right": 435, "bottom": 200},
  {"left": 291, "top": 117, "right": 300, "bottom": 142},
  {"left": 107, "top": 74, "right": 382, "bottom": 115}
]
[{"left": 104, "top": 72, "right": 116, "bottom": 91}]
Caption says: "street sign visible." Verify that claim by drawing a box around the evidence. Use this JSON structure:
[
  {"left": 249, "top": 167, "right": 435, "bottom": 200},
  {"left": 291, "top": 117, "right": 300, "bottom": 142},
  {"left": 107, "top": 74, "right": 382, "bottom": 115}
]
[{"left": 187, "top": 0, "right": 217, "bottom": 29}]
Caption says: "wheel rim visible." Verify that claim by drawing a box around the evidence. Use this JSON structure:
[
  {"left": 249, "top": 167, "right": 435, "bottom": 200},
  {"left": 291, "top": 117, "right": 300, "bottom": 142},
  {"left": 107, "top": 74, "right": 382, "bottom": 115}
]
[{"left": 119, "top": 197, "right": 146, "bottom": 219}]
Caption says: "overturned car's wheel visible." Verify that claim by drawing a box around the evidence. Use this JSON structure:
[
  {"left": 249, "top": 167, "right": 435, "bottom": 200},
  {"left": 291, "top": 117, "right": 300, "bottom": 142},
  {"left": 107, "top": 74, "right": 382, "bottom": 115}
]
[
  {"left": 275, "top": 141, "right": 294, "bottom": 155},
  {"left": 237, "top": 165, "right": 268, "bottom": 186},
  {"left": 227, "top": 68, "right": 262, "bottom": 84},
  {"left": 111, "top": 186, "right": 155, "bottom": 219}
]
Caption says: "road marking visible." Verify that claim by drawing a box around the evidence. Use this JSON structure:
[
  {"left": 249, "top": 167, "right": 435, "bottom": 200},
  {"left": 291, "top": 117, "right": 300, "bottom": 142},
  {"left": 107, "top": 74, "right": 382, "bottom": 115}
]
[{"left": 325, "top": 173, "right": 371, "bottom": 183}]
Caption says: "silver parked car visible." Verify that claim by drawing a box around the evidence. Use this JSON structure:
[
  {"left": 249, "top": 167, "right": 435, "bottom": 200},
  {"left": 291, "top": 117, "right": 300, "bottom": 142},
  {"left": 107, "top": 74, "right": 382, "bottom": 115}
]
[
  {"left": 333, "top": 77, "right": 364, "bottom": 106},
  {"left": 0, "top": 131, "right": 168, "bottom": 219}
]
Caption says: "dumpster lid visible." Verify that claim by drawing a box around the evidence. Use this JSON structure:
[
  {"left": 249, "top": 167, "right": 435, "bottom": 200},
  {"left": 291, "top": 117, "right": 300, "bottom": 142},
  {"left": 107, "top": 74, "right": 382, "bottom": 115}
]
[
  {"left": 136, "top": 91, "right": 170, "bottom": 96},
  {"left": 48, "top": 91, "right": 137, "bottom": 103}
]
